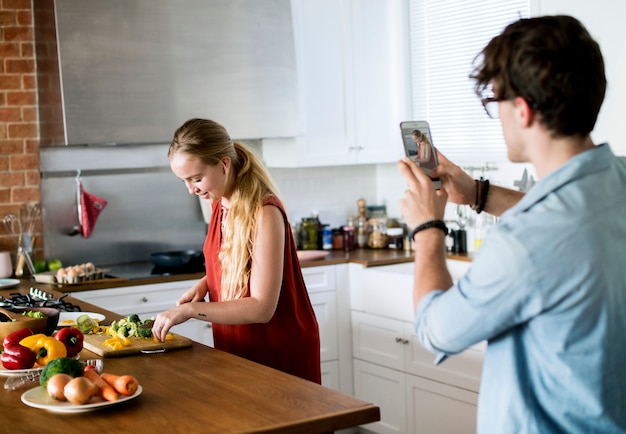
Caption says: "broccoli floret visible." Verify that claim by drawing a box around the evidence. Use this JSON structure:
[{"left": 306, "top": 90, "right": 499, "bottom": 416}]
[
  {"left": 39, "top": 357, "right": 84, "bottom": 386},
  {"left": 138, "top": 319, "right": 154, "bottom": 338},
  {"left": 128, "top": 314, "right": 141, "bottom": 323}
]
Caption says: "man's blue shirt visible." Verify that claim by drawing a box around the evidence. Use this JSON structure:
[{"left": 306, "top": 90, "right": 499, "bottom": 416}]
[{"left": 415, "top": 144, "right": 626, "bottom": 433}]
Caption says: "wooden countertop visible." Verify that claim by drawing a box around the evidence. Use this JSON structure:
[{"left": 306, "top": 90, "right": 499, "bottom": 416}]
[
  {"left": 27, "top": 248, "right": 472, "bottom": 294},
  {"left": 1, "top": 282, "right": 380, "bottom": 433}
]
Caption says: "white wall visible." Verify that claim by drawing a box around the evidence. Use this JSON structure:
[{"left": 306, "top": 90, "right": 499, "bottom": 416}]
[
  {"left": 534, "top": 0, "right": 626, "bottom": 156},
  {"left": 270, "top": 1, "right": 623, "bottom": 231}
]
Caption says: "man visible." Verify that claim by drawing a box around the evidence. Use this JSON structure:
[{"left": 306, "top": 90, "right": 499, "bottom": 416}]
[{"left": 397, "top": 15, "right": 626, "bottom": 434}]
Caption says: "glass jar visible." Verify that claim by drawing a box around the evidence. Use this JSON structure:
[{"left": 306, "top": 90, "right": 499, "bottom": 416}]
[
  {"left": 299, "top": 217, "right": 318, "bottom": 250},
  {"left": 332, "top": 229, "right": 344, "bottom": 250},
  {"left": 386, "top": 227, "right": 404, "bottom": 249}
]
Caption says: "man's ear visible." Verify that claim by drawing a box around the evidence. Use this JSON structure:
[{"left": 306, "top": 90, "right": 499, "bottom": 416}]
[{"left": 514, "top": 96, "right": 536, "bottom": 128}]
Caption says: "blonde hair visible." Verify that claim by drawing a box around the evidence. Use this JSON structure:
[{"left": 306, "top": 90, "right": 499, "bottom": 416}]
[{"left": 169, "top": 119, "right": 283, "bottom": 301}]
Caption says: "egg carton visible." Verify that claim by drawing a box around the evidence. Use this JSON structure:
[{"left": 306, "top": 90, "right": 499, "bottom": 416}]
[{"left": 33, "top": 263, "right": 110, "bottom": 285}]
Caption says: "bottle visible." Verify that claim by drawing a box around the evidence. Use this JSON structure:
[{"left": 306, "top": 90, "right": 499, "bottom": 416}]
[
  {"left": 343, "top": 217, "right": 356, "bottom": 251},
  {"left": 322, "top": 226, "right": 333, "bottom": 251},
  {"left": 356, "top": 198, "right": 369, "bottom": 248},
  {"left": 300, "top": 217, "right": 318, "bottom": 250}
]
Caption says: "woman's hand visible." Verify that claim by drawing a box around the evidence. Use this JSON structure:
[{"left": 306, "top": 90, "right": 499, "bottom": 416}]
[
  {"left": 397, "top": 158, "right": 448, "bottom": 230},
  {"left": 152, "top": 304, "right": 193, "bottom": 342},
  {"left": 177, "top": 277, "right": 208, "bottom": 305}
]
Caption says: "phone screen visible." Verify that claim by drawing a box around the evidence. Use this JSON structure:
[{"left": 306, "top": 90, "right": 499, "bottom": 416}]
[{"left": 400, "top": 121, "right": 441, "bottom": 188}]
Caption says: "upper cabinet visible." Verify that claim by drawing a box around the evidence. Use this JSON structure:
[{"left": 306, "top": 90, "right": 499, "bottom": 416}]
[{"left": 263, "top": 0, "right": 411, "bottom": 167}]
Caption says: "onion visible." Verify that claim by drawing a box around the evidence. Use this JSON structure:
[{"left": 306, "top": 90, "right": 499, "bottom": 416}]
[{"left": 46, "top": 373, "right": 73, "bottom": 401}]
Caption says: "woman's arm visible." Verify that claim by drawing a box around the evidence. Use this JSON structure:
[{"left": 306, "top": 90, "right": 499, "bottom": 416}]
[{"left": 152, "top": 204, "right": 285, "bottom": 341}]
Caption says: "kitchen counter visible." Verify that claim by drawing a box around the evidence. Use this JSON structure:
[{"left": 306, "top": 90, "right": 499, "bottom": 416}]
[
  {"left": 28, "top": 248, "right": 472, "bottom": 294},
  {"left": 1, "top": 282, "right": 380, "bottom": 433}
]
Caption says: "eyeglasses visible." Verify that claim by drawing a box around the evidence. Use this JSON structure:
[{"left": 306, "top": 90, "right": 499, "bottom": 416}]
[
  {"left": 481, "top": 96, "right": 538, "bottom": 119},
  {"left": 481, "top": 97, "right": 505, "bottom": 119}
]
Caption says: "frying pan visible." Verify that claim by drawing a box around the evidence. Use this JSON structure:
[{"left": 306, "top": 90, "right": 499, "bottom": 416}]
[{"left": 150, "top": 250, "right": 204, "bottom": 268}]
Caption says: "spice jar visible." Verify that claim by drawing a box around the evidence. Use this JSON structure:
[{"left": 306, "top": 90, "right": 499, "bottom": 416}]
[
  {"left": 332, "top": 229, "right": 344, "bottom": 250},
  {"left": 386, "top": 227, "right": 404, "bottom": 249}
]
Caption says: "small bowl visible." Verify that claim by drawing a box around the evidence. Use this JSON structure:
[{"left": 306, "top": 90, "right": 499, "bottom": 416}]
[{"left": 0, "top": 307, "right": 60, "bottom": 343}]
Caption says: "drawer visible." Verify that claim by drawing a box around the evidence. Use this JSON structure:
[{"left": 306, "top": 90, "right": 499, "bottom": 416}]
[
  {"left": 73, "top": 280, "right": 196, "bottom": 313},
  {"left": 301, "top": 265, "right": 336, "bottom": 293}
]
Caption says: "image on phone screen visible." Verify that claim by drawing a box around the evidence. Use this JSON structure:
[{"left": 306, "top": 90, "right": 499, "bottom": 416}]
[{"left": 400, "top": 121, "right": 441, "bottom": 189}]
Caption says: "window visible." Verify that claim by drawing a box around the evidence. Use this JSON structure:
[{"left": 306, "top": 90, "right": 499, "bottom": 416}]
[{"left": 409, "top": 0, "right": 529, "bottom": 163}]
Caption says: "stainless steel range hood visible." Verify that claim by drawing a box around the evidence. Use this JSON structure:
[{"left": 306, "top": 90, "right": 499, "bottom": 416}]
[{"left": 34, "top": 0, "right": 299, "bottom": 146}]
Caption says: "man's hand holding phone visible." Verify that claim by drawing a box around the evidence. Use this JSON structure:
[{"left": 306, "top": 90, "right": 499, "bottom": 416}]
[{"left": 398, "top": 157, "right": 448, "bottom": 230}]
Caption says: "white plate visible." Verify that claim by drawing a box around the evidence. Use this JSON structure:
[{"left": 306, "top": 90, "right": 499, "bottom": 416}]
[
  {"left": 0, "top": 278, "right": 20, "bottom": 289},
  {"left": 0, "top": 365, "right": 43, "bottom": 377},
  {"left": 57, "top": 312, "right": 106, "bottom": 327},
  {"left": 296, "top": 250, "right": 330, "bottom": 262},
  {"left": 21, "top": 385, "right": 142, "bottom": 413}
]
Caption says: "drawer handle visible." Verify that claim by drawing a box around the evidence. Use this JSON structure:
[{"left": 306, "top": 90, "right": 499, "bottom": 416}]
[
  {"left": 141, "top": 297, "right": 148, "bottom": 302},
  {"left": 395, "top": 337, "right": 409, "bottom": 345}
]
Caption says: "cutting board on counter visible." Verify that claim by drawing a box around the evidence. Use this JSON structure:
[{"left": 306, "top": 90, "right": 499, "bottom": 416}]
[{"left": 83, "top": 333, "right": 193, "bottom": 357}]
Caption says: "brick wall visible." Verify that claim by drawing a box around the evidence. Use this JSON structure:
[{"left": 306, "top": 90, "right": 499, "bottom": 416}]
[{"left": 0, "top": 0, "right": 41, "bottom": 260}]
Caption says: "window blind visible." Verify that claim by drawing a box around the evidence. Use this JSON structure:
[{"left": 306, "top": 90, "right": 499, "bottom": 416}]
[{"left": 409, "top": 0, "right": 529, "bottom": 164}]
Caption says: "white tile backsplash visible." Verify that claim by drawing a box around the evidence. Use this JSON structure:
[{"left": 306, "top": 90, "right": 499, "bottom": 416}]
[{"left": 268, "top": 159, "right": 534, "bottom": 232}]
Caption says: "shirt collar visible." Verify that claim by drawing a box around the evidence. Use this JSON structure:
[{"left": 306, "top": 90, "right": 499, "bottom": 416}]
[{"left": 504, "top": 143, "right": 614, "bottom": 215}]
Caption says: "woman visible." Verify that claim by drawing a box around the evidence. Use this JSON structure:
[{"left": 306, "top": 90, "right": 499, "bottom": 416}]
[
  {"left": 411, "top": 129, "right": 432, "bottom": 163},
  {"left": 152, "top": 118, "right": 321, "bottom": 384}
]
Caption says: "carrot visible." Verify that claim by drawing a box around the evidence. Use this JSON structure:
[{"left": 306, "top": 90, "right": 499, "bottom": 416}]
[
  {"left": 83, "top": 368, "right": 119, "bottom": 402},
  {"left": 101, "top": 372, "right": 140, "bottom": 396}
]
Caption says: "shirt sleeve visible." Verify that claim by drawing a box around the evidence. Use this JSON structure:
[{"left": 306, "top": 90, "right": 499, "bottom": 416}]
[{"left": 414, "top": 225, "right": 542, "bottom": 359}]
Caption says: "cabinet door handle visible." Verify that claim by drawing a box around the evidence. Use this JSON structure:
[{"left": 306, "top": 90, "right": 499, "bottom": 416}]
[
  {"left": 141, "top": 297, "right": 148, "bottom": 302},
  {"left": 395, "top": 337, "right": 409, "bottom": 345}
]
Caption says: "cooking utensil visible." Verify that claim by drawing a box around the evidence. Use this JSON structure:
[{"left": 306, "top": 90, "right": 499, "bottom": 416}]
[
  {"left": 2, "top": 213, "right": 36, "bottom": 276},
  {"left": 4, "top": 359, "right": 103, "bottom": 391},
  {"left": 150, "top": 250, "right": 203, "bottom": 268}
]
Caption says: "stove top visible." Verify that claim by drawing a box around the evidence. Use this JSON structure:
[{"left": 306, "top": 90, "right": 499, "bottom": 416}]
[
  {"left": 106, "top": 261, "right": 205, "bottom": 280},
  {"left": 0, "top": 287, "right": 82, "bottom": 312}
]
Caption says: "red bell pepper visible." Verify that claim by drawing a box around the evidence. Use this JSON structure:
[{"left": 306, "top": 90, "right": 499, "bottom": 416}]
[
  {"left": 54, "top": 327, "right": 84, "bottom": 358},
  {"left": 1, "top": 343, "right": 36, "bottom": 370},
  {"left": 2, "top": 327, "right": 34, "bottom": 348}
]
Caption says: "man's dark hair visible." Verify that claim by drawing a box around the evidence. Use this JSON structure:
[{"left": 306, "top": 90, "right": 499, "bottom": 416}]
[{"left": 470, "top": 15, "right": 606, "bottom": 138}]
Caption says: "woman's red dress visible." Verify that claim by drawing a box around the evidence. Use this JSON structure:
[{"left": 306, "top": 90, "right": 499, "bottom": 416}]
[{"left": 204, "top": 196, "right": 321, "bottom": 384}]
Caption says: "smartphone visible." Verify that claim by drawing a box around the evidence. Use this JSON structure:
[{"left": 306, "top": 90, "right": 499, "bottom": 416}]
[{"left": 399, "top": 120, "right": 441, "bottom": 189}]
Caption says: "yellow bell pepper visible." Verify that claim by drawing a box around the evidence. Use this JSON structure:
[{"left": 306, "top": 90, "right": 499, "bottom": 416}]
[
  {"left": 19, "top": 333, "right": 46, "bottom": 349},
  {"left": 31, "top": 336, "right": 67, "bottom": 366},
  {"left": 103, "top": 331, "right": 131, "bottom": 350}
]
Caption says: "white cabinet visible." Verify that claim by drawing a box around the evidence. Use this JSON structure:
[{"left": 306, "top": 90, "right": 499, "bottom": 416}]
[
  {"left": 73, "top": 280, "right": 214, "bottom": 347},
  {"left": 351, "top": 260, "right": 482, "bottom": 434},
  {"left": 74, "top": 265, "right": 349, "bottom": 394},
  {"left": 301, "top": 265, "right": 341, "bottom": 391},
  {"left": 262, "top": 0, "right": 410, "bottom": 168}
]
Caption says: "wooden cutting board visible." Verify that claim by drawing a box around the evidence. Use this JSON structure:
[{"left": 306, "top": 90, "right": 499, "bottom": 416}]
[{"left": 83, "top": 333, "right": 193, "bottom": 357}]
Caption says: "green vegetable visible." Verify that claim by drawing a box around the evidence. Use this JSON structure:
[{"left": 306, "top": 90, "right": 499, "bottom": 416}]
[
  {"left": 110, "top": 314, "right": 153, "bottom": 339},
  {"left": 75, "top": 314, "right": 97, "bottom": 334},
  {"left": 22, "top": 311, "right": 45, "bottom": 318},
  {"left": 39, "top": 357, "right": 84, "bottom": 386}
]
